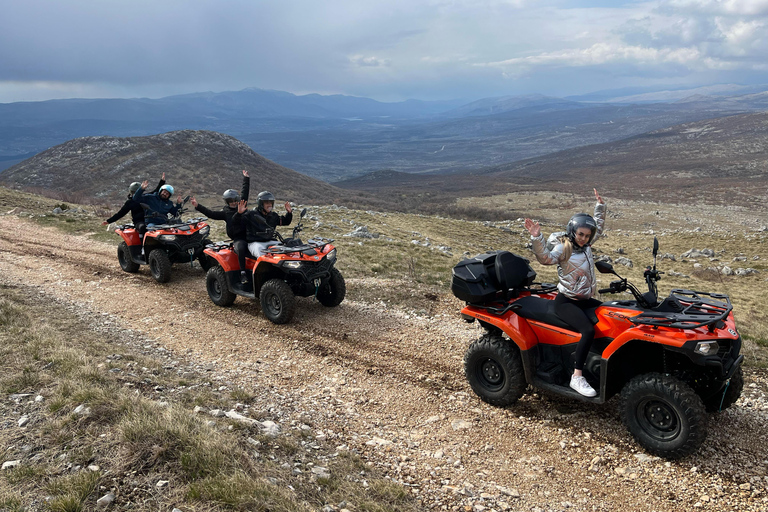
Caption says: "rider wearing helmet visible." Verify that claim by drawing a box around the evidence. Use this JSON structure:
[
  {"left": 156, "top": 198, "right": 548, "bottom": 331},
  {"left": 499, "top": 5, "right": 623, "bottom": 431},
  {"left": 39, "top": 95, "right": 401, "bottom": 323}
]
[
  {"left": 235, "top": 190, "right": 293, "bottom": 261},
  {"left": 190, "top": 170, "right": 251, "bottom": 282},
  {"left": 102, "top": 174, "right": 166, "bottom": 235},
  {"left": 133, "top": 178, "right": 182, "bottom": 227},
  {"left": 524, "top": 189, "right": 606, "bottom": 397}
]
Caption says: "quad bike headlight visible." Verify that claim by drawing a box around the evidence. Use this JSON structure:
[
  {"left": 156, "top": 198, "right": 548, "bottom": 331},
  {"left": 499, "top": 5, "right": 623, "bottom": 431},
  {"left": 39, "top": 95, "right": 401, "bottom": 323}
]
[
  {"left": 283, "top": 261, "right": 303, "bottom": 269},
  {"left": 326, "top": 248, "right": 337, "bottom": 262},
  {"left": 694, "top": 341, "right": 719, "bottom": 355},
  {"left": 159, "top": 235, "right": 177, "bottom": 241},
  {"left": 199, "top": 225, "right": 210, "bottom": 236}
]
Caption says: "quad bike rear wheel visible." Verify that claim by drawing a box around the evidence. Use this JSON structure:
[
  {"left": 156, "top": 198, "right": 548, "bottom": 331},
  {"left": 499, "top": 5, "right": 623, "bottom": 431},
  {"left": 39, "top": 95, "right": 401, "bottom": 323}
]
[
  {"left": 206, "top": 265, "right": 236, "bottom": 307},
  {"left": 260, "top": 278, "right": 296, "bottom": 324},
  {"left": 704, "top": 366, "right": 743, "bottom": 413},
  {"left": 118, "top": 241, "right": 139, "bottom": 273},
  {"left": 317, "top": 267, "right": 346, "bottom": 307},
  {"left": 620, "top": 373, "right": 707, "bottom": 459},
  {"left": 148, "top": 249, "right": 172, "bottom": 283},
  {"left": 464, "top": 334, "right": 526, "bottom": 406}
]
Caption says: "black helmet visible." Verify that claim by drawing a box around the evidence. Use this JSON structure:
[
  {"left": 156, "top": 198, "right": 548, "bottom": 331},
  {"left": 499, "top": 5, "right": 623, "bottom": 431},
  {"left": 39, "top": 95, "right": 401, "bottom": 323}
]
[
  {"left": 257, "top": 191, "right": 275, "bottom": 211},
  {"left": 566, "top": 213, "right": 597, "bottom": 246},
  {"left": 222, "top": 189, "right": 239, "bottom": 204},
  {"left": 128, "top": 182, "right": 141, "bottom": 195}
]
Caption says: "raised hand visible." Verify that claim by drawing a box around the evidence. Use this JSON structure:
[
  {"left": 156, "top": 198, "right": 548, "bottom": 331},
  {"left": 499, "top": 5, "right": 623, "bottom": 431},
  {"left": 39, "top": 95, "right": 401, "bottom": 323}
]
[
  {"left": 594, "top": 188, "right": 603, "bottom": 204},
  {"left": 176, "top": 195, "right": 183, "bottom": 204},
  {"left": 237, "top": 199, "right": 247, "bottom": 214},
  {"left": 190, "top": 196, "right": 198, "bottom": 207},
  {"left": 284, "top": 201, "right": 292, "bottom": 213},
  {"left": 141, "top": 180, "right": 149, "bottom": 190},
  {"left": 161, "top": 172, "right": 166, "bottom": 180},
  {"left": 524, "top": 218, "right": 541, "bottom": 237},
  {"left": 242, "top": 169, "right": 249, "bottom": 178},
  {"left": 101, "top": 220, "right": 108, "bottom": 226}
]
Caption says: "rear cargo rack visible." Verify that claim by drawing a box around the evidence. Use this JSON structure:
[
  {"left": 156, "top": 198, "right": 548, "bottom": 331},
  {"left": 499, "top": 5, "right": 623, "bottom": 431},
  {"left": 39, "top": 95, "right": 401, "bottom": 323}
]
[{"left": 631, "top": 289, "right": 732, "bottom": 330}]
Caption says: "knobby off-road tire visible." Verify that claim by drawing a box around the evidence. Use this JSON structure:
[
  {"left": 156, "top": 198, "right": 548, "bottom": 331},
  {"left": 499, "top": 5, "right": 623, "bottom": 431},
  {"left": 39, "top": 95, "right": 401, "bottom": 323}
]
[
  {"left": 206, "top": 266, "right": 236, "bottom": 307},
  {"left": 148, "top": 249, "right": 172, "bottom": 283},
  {"left": 317, "top": 267, "right": 346, "bottom": 307},
  {"left": 705, "top": 366, "right": 744, "bottom": 413},
  {"left": 259, "top": 279, "right": 296, "bottom": 324},
  {"left": 117, "top": 242, "right": 139, "bottom": 273},
  {"left": 464, "top": 334, "right": 526, "bottom": 407},
  {"left": 620, "top": 373, "right": 707, "bottom": 459}
]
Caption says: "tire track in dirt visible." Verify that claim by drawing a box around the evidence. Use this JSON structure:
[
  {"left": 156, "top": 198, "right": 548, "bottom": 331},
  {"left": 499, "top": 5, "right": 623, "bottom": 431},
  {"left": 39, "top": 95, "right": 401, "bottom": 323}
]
[{"left": 1, "top": 215, "right": 766, "bottom": 511}]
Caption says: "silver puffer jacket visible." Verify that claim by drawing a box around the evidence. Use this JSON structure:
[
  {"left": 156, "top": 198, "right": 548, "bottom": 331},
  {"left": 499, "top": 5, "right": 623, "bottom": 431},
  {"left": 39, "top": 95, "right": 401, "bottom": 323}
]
[{"left": 531, "top": 202, "right": 606, "bottom": 300}]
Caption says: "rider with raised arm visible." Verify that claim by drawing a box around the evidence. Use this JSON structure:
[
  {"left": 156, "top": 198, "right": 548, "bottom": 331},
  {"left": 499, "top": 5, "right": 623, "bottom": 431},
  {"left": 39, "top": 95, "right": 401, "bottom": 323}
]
[
  {"left": 235, "top": 191, "right": 293, "bottom": 260},
  {"left": 524, "top": 188, "right": 606, "bottom": 397},
  {"left": 102, "top": 173, "right": 165, "bottom": 235},
  {"left": 133, "top": 179, "right": 183, "bottom": 228},
  {"left": 190, "top": 170, "right": 251, "bottom": 283}
]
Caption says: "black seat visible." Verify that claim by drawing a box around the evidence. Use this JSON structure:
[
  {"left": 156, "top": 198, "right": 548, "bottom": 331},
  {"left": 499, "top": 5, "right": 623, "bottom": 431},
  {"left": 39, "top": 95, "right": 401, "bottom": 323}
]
[{"left": 514, "top": 296, "right": 600, "bottom": 330}]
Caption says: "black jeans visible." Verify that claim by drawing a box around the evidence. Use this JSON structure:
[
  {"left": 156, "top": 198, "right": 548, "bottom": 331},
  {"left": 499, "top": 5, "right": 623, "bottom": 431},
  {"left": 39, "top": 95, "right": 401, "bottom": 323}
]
[
  {"left": 233, "top": 239, "right": 249, "bottom": 272},
  {"left": 554, "top": 293, "right": 601, "bottom": 371}
]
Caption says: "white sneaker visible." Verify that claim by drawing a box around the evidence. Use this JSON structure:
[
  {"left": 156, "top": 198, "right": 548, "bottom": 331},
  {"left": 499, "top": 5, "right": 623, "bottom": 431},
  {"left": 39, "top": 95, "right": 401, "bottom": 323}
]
[{"left": 570, "top": 375, "right": 597, "bottom": 397}]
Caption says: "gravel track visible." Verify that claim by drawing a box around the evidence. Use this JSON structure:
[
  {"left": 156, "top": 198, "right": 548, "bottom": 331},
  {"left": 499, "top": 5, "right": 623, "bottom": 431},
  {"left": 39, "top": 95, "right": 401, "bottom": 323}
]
[{"left": 1, "top": 215, "right": 767, "bottom": 512}]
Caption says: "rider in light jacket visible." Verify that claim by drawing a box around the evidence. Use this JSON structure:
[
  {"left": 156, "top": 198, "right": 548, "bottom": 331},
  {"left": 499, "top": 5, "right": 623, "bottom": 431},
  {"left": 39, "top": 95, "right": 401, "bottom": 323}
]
[{"left": 525, "top": 189, "right": 606, "bottom": 397}]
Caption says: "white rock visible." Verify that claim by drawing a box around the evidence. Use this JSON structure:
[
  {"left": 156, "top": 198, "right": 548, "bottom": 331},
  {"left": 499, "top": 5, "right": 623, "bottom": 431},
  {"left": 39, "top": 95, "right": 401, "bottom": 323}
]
[
  {"left": 156, "top": 480, "right": 169, "bottom": 488},
  {"left": 2, "top": 460, "right": 21, "bottom": 470},
  {"left": 261, "top": 420, "right": 280, "bottom": 437},
  {"left": 225, "top": 409, "right": 259, "bottom": 426},
  {"left": 451, "top": 419, "right": 472, "bottom": 430},
  {"left": 18, "top": 416, "right": 29, "bottom": 427},
  {"left": 96, "top": 493, "right": 115, "bottom": 508}
]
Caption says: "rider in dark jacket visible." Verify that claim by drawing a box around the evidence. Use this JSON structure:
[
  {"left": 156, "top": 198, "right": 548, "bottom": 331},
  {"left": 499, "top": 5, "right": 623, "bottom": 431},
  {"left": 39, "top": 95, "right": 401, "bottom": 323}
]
[
  {"left": 235, "top": 191, "right": 292, "bottom": 259},
  {"left": 133, "top": 181, "right": 182, "bottom": 226},
  {"left": 191, "top": 170, "right": 250, "bottom": 282},
  {"left": 102, "top": 174, "right": 165, "bottom": 235}
]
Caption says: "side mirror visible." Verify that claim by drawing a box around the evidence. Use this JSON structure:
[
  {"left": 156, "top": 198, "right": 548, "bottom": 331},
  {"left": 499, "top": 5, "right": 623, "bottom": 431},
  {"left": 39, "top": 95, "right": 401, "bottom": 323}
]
[
  {"left": 595, "top": 260, "right": 616, "bottom": 274},
  {"left": 183, "top": 195, "right": 191, "bottom": 204},
  {"left": 653, "top": 237, "right": 659, "bottom": 257},
  {"left": 300, "top": 208, "right": 307, "bottom": 218}
]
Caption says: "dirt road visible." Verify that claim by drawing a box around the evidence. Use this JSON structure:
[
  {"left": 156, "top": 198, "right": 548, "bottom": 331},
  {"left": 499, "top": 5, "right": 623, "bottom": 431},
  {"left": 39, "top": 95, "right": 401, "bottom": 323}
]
[{"left": 1, "top": 215, "right": 766, "bottom": 511}]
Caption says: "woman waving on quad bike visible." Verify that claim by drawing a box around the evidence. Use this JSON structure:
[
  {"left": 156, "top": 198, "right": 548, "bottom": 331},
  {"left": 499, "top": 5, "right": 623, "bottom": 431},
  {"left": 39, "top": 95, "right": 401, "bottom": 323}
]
[{"left": 524, "top": 188, "right": 606, "bottom": 397}]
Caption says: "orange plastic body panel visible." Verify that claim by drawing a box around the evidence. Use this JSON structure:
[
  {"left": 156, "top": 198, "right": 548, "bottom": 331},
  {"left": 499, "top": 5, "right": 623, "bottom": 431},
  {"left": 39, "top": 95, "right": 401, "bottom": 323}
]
[
  {"left": 204, "top": 241, "right": 336, "bottom": 273},
  {"left": 462, "top": 297, "right": 740, "bottom": 358},
  {"left": 116, "top": 228, "right": 141, "bottom": 246}
]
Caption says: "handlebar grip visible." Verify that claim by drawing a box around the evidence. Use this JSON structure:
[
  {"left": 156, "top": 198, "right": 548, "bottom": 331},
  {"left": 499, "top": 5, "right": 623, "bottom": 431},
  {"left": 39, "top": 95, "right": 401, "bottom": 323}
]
[{"left": 598, "top": 288, "right": 612, "bottom": 294}]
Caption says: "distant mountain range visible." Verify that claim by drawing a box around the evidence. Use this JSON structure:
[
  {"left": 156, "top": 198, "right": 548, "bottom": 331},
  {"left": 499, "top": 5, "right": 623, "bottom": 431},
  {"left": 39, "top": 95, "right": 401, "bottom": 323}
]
[
  {"left": 337, "top": 110, "right": 768, "bottom": 209},
  {"left": 2, "top": 85, "right": 768, "bottom": 183}
]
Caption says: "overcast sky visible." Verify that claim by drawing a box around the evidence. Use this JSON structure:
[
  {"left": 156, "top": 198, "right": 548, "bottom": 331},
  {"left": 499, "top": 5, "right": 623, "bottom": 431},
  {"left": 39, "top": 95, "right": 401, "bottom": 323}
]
[{"left": 2, "top": 0, "right": 768, "bottom": 103}]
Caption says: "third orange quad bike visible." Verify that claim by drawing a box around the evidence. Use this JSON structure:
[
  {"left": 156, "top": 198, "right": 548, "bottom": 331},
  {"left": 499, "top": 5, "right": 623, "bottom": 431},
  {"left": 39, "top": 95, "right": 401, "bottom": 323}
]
[
  {"left": 114, "top": 197, "right": 211, "bottom": 283},
  {"left": 452, "top": 238, "right": 743, "bottom": 459},
  {"left": 202, "top": 208, "right": 345, "bottom": 324}
]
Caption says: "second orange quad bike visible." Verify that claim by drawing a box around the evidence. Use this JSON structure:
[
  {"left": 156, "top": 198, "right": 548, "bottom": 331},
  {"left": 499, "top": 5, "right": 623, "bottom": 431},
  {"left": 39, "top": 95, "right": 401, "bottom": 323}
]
[
  {"left": 452, "top": 238, "right": 743, "bottom": 459},
  {"left": 202, "top": 208, "right": 345, "bottom": 324}
]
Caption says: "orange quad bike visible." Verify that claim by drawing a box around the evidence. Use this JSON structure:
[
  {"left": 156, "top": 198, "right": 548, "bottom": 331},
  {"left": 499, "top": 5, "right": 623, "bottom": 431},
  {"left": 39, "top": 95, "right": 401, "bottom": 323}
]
[
  {"left": 202, "top": 208, "right": 345, "bottom": 324},
  {"left": 452, "top": 238, "right": 743, "bottom": 459},
  {"left": 114, "top": 197, "right": 212, "bottom": 283}
]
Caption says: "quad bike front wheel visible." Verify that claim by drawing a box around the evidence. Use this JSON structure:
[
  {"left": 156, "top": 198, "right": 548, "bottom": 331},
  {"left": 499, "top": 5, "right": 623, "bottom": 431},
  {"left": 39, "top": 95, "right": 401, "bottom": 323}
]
[
  {"left": 464, "top": 334, "right": 526, "bottom": 406},
  {"left": 705, "top": 366, "right": 744, "bottom": 413},
  {"left": 260, "top": 278, "right": 296, "bottom": 324},
  {"left": 206, "top": 266, "right": 236, "bottom": 307},
  {"left": 620, "top": 373, "right": 707, "bottom": 459},
  {"left": 118, "top": 241, "right": 139, "bottom": 273},
  {"left": 148, "top": 249, "right": 172, "bottom": 283},
  {"left": 317, "top": 267, "right": 346, "bottom": 307}
]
